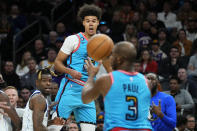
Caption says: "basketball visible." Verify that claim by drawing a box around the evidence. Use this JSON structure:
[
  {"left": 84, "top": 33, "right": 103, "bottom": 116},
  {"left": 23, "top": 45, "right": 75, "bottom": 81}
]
[{"left": 87, "top": 34, "right": 114, "bottom": 61}]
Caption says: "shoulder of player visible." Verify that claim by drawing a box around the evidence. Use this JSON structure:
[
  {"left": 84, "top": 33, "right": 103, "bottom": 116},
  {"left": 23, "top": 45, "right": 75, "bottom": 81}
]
[
  {"left": 30, "top": 94, "right": 46, "bottom": 110},
  {"left": 64, "top": 34, "right": 79, "bottom": 43}
]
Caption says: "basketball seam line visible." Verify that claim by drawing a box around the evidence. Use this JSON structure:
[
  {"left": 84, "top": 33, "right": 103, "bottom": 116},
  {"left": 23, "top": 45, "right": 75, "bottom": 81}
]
[
  {"left": 100, "top": 41, "right": 112, "bottom": 59},
  {"left": 91, "top": 38, "right": 108, "bottom": 57}
]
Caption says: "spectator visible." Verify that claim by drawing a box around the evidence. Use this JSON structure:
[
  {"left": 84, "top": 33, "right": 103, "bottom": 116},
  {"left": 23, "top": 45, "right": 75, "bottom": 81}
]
[
  {"left": 133, "top": 59, "right": 142, "bottom": 72},
  {"left": 54, "top": 37, "right": 64, "bottom": 51},
  {"left": 47, "top": 31, "right": 58, "bottom": 46},
  {"left": 158, "top": 28, "right": 171, "bottom": 55},
  {"left": 177, "top": 1, "right": 197, "bottom": 27},
  {"left": 150, "top": 39, "right": 167, "bottom": 64},
  {"left": 137, "top": 20, "right": 152, "bottom": 50},
  {"left": 187, "top": 47, "right": 197, "bottom": 78},
  {"left": 56, "top": 22, "right": 70, "bottom": 39},
  {"left": 7, "top": 4, "right": 27, "bottom": 33},
  {"left": 185, "top": 18, "right": 197, "bottom": 42},
  {"left": 174, "top": 115, "right": 187, "bottom": 131},
  {"left": 140, "top": 49, "right": 158, "bottom": 74},
  {"left": 146, "top": 73, "right": 176, "bottom": 131},
  {"left": 17, "top": 95, "right": 25, "bottom": 108},
  {"left": 157, "top": 2, "right": 182, "bottom": 29},
  {"left": 147, "top": 11, "right": 165, "bottom": 30},
  {"left": 177, "top": 68, "right": 197, "bottom": 103},
  {"left": 20, "top": 58, "right": 37, "bottom": 90},
  {"left": 32, "top": 39, "right": 47, "bottom": 64},
  {"left": 110, "top": 10, "right": 124, "bottom": 43},
  {"left": 39, "top": 48, "right": 57, "bottom": 71},
  {"left": 2, "top": 61, "right": 20, "bottom": 90},
  {"left": 173, "top": 29, "right": 192, "bottom": 56},
  {"left": 16, "top": 50, "right": 32, "bottom": 77},
  {"left": 158, "top": 46, "right": 186, "bottom": 80},
  {"left": 97, "top": 21, "right": 111, "bottom": 35},
  {"left": 119, "top": 1, "right": 134, "bottom": 24},
  {"left": 185, "top": 114, "right": 196, "bottom": 131},
  {"left": 20, "top": 87, "right": 31, "bottom": 105},
  {"left": 136, "top": 1, "right": 148, "bottom": 20},
  {"left": 3, "top": 86, "right": 18, "bottom": 108},
  {"left": 165, "top": 76, "right": 194, "bottom": 116},
  {"left": 61, "top": 121, "right": 79, "bottom": 131},
  {"left": 3, "top": 86, "right": 24, "bottom": 118},
  {"left": 131, "top": 11, "right": 142, "bottom": 31},
  {"left": 122, "top": 24, "right": 137, "bottom": 41}
]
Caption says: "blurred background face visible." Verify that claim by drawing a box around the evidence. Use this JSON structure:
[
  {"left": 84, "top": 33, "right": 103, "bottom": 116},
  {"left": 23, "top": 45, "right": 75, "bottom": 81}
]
[
  {"left": 4, "top": 61, "right": 14, "bottom": 73},
  {"left": 169, "top": 79, "right": 179, "bottom": 92},
  {"left": 186, "top": 117, "right": 196, "bottom": 130},
  {"left": 148, "top": 12, "right": 157, "bottom": 22},
  {"left": 170, "top": 48, "right": 179, "bottom": 58},
  {"left": 47, "top": 49, "right": 57, "bottom": 62},
  {"left": 67, "top": 122, "right": 79, "bottom": 131},
  {"left": 130, "top": 37, "right": 138, "bottom": 48},
  {"left": 5, "top": 88, "right": 18, "bottom": 107},
  {"left": 20, "top": 88, "right": 31, "bottom": 102},
  {"left": 142, "top": 50, "right": 150, "bottom": 61},
  {"left": 56, "top": 22, "right": 65, "bottom": 34},
  {"left": 49, "top": 31, "right": 58, "bottom": 43},
  {"left": 51, "top": 82, "right": 59, "bottom": 96},
  {"left": 158, "top": 31, "right": 166, "bottom": 40},
  {"left": 23, "top": 51, "right": 32, "bottom": 62},
  {"left": 178, "top": 30, "right": 186, "bottom": 40},
  {"left": 178, "top": 69, "right": 187, "bottom": 81},
  {"left": 17, "top": 97, "right": 25, "bottom": 108},
  {"left": 27, "top": 60, "right": 36, "bottom": 71},
  {"left": 34, "top": 40, "right": 44, "bottom": 51}
]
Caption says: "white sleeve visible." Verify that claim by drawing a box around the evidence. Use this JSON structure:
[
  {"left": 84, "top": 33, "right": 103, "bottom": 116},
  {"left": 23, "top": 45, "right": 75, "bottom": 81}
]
[{"left": 60, "top": 35, "right": 79, "bottom": 55}]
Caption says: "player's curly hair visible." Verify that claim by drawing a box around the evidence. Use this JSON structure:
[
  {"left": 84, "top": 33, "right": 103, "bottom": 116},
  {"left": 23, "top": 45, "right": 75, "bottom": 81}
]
[
  {"left": 36, "top": 67, "right": 57, "bottom": 80},
  {"left": 77, "top": 4, "right": 102, "bottom": 21}
]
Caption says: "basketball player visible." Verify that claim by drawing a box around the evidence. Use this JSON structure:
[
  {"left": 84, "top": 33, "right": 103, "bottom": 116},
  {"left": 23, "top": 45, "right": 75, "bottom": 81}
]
[
  {"left": 54, "top": 4, "right": 102, "bottom": 130},
  {"left": 0, "top": 90, "right": 22, "bottom": 131},
  {"left": 82, "top": 41, "right": 152, "bottom": 131},
  {"left": 22, "top": 68, "right": 64, "bottom": 131}
]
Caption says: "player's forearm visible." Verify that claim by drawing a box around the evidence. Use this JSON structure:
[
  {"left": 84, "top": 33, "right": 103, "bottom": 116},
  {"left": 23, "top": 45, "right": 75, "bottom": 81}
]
[
  {"left": 82, "top": 76, "right": 95, "bottom": 104},
  {"left": 9, "top": 109, "right": 22, "bottom": 130},
  {"left": 102, "top": 58, "right": 112, "bottom": 73},
  {"left": 54, "top": 59, "right": 73, "bottom": 75}
]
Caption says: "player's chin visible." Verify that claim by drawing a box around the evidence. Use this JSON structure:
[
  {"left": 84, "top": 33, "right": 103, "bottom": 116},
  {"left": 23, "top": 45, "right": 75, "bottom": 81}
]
[{"left": 44, "top": 88, "right": 51, "bottom": 94}]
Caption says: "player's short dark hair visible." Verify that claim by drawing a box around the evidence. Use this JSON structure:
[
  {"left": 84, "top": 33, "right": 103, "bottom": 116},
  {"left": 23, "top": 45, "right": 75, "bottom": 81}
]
[
  {"left": 36, "top": 68, "right": 56, "bottom": 80},
  {"left": 77, "top": 4, "right": 102, "bottom": 21}
]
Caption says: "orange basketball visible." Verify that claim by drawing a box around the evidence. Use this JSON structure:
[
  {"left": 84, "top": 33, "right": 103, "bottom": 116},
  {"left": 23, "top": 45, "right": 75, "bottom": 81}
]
[{"left": 87, "top": 34, "right": 114, "bottom": 61}]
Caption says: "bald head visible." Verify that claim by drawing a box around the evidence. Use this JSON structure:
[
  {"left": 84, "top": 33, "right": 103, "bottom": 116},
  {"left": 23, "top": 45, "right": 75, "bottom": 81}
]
[{"left": 114, "top": 41, "right": 137, "bottom": 64}]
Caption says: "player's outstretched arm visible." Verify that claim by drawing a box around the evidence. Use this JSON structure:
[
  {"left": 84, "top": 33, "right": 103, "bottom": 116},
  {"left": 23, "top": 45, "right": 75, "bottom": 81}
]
[
  {"left": 31, "top": 95, "right": 48, "bottom": 131},
  {"left": 82, "top": 58, "right": 111, "bottom": 104},
  {"left": 54, "top": 51, "right": 82, "bottom": 79}
]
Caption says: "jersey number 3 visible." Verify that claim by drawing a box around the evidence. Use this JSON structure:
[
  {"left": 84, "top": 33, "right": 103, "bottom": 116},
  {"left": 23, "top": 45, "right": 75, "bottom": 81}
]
[{"left": 126, "top": 96, "right": 138, "bottom": 120}]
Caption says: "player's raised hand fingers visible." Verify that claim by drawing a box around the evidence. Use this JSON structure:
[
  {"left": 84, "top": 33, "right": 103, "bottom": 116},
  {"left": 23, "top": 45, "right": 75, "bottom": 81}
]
[{"left": 87, "top": 57, "right": 94, "bottom": 67}]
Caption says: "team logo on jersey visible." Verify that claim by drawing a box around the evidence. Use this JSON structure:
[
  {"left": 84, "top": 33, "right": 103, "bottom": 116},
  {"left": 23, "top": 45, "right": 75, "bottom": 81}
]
[{"left": 81, "top": 37, "right": 84, "bottom": 41}]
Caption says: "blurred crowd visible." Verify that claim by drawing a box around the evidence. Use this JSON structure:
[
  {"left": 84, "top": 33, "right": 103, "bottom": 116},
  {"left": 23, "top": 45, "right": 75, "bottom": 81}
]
[{"left": 0, "top": 0, "right": 197, "bottom": 130}]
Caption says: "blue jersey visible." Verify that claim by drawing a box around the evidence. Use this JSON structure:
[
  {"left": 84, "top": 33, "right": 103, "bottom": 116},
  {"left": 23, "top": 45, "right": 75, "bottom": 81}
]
[
  {"left": 66, "top": 32, "right": 96, "bottom": 82},
  {"left": 151, "top": 92, "right": 176, "bottom": 131},
  {"left": 104, "top": 70, "right": 152, "bottom": 131}
]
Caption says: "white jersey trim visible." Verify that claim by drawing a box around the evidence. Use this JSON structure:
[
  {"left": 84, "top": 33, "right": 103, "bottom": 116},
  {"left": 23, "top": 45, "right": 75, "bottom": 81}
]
[{"left": 60, "top": 35, "right": 79, "bottom": 55}]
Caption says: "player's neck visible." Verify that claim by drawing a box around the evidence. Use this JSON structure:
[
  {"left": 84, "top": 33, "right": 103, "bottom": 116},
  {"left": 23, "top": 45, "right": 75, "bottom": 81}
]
[{"left": 84, "top": 32, "right": 93, "bottom": 39}]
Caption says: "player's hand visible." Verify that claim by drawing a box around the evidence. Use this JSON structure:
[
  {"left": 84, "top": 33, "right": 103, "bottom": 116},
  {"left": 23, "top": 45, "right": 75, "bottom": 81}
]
[
  {"left": 152, "top": 100, "right": 164, "bottom": 118},
  {"left": 0, "top": 101, "right": 12, "bottom": 116},
  {"left": 52, "top": 117, "right": 65, "bottom": 125},
  {"left": 70, "top": 69, "right": 82, "bottom": 79},
  {"left": 85, "top": 57, "right": 101, "bottom": 77}
]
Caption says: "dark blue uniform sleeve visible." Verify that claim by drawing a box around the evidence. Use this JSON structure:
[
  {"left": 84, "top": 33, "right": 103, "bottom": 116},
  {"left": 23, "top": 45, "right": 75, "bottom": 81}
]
[{"left": 160, "top": 95, "right": 176, "bottom": 128}]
